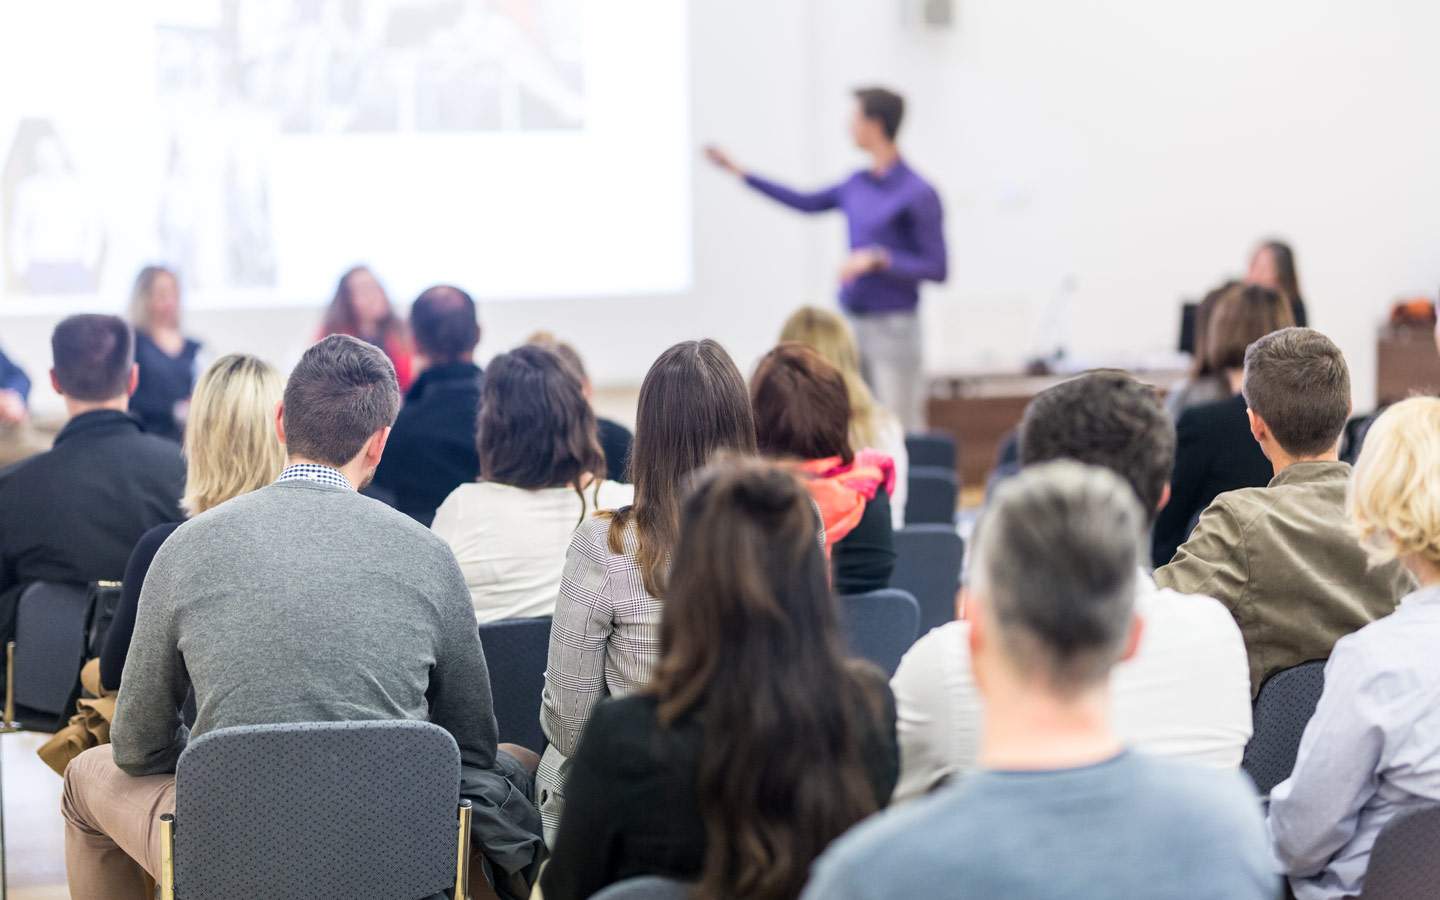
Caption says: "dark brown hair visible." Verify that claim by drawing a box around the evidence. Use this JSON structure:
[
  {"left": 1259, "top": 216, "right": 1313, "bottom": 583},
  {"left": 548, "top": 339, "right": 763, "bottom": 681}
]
[
  {"left": 853, "top": 86, "right": 905, "bottom": 141},
  {"left": 751, "top": 343, "right": 854, "bottom": 464},
  {"left": 478, "top": 345, "right": 607, "bottom": 522},
  {"left": 51, "top": 314, "right": 134, "bottom": 401},
  {"left": 606, "top": 340, "right": 757, "bottom": 597},
  {"left": 282, "top": 335, "right": 401, "bottom": 466},
  {"left": 526, "top": 331, "right": 589, "bottom": 387},
  {"left": 650, "top": 457, "right": 884, "bottom": 900},
  {"left": 410, "top": 285, "right": 479, "bottom": 363},
  {"left": 1242, "top": 327, "right": 1351, "bottom": 457},
  {"left": 321, "top": 265, "right": 406, "bottom": 345},
  {"left": 1188, "top": 280, "right": 1239, "bottom": 379},
  {"left": 1258, "top": 239, "right": 1303, "bottom": 310},
  {"left": 1205, "top": 283, "right": 1295, "bottom": 372}
]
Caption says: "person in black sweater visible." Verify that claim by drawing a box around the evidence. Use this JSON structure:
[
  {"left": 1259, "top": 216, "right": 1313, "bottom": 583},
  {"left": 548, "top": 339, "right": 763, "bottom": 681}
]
[
  {"left": 99, "top": 354, "right": 285, "bottom": 691},
  {"left": 128, "top": 266, "right": 203, "bottom": 442},
  {"left": 542, "top": 459, "right": 898, "bottom": 900},
  {"left": 0, "top": 316, "right": 184, "bottom": 644},
  {"left": 751, "top": 343, "right": 895, "bottom": 593},
  {"left": 527, "top": 332, "right": 634, "bottom": 483},
  {"left": 371, "top": 285, "right": 484, "bottom": 525},
  {"left": 1151, "top": 284, "right": 1294, "bottom": 566}
]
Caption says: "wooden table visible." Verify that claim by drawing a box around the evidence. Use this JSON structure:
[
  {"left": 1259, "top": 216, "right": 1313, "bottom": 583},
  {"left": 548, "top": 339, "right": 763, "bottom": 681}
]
[{"left": 1377, "top": 324, "right": 1440, "bottom": 405}]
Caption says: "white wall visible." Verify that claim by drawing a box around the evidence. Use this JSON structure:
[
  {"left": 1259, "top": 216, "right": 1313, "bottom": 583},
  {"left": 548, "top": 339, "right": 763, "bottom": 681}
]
[{"left": 6, "top": 0, "right": 1440, "bottom": 415}]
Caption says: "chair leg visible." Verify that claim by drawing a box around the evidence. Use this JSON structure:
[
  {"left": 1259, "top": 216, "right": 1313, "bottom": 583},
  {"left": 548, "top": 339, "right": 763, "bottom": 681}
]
[
  {"left": 1, "top": 641, "right": 17, "bottom": 732},
  {"left": 454, "top": 799, "right": 473, "bottom": 900},
  {"left": 159, "top": 813, "right": 175, "bottom": 900}
]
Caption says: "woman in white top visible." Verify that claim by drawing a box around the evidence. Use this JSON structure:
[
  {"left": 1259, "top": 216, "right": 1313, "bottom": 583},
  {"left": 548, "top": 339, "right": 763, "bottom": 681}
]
[
  {"left": 431, "top": 345, "right": 632, "bottom": 621},
  {"left": 780, "top": 306, "right": 908, "bottom": 527}
]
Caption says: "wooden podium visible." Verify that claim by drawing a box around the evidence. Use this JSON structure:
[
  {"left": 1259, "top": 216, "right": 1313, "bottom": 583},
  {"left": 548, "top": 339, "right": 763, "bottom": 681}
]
[{"left": 1376, "top": 324, "right": 1440, "bottom": 405}]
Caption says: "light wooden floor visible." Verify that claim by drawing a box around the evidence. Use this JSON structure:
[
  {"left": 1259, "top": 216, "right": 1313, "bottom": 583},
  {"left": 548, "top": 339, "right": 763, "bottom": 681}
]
[{"left": 3, "top": 731, "right": 69, "bottom": 899}]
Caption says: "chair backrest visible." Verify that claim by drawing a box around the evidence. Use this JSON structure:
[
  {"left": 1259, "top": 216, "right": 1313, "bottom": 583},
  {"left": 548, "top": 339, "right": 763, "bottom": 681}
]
[
  {"left": 839, "top": 589, "right": 920, "bottom": 677},
  {"left": 13, "top": 580, "right": 94, "bottom": 722},
  {"left": 1241, "top": 659, "right": 1327, "bottom": 795},
  {"left": 905, "top": 432, "right": 957, "bottom": 470},
  {"left": 1360, "top": 804, "right": 1440, "bottom": 899},
  {"left": 173, "top": 720, "right": 460, "bottom": 900},
  {"left": 905, "top": 466, "right": 959, "bottom": 526},
  {"left": 890, "top": 525, "right": 964, "bottom": 636},
  {"left": 591, "top": 876, "right": 693, "bottom": 899},
  {"left": 478, "top": 616, "right": 552, "bottom": 753}
]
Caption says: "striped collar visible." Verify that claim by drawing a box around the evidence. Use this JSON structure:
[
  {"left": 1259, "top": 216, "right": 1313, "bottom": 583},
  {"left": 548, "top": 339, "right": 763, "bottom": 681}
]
[{"left": 276, "top": 463, "right": 353, "bottom": 491}]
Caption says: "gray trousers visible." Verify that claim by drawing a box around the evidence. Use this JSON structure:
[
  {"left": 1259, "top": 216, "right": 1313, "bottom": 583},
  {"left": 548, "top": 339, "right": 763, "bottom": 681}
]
[{"left": 849, "top": 310, "right": 924, "bottom": 432}]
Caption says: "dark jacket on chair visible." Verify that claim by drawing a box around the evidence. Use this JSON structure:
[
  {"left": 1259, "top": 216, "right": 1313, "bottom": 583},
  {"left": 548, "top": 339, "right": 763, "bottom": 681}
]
[
  {"left": 371, "top": 362, "right": 483, "bottom": 526},
  {"left": 1151, "top": 394, "right": 1274, "bottom": 567},
  {"left": 0, "top": 410, "right": 185, "bottom": 643}
]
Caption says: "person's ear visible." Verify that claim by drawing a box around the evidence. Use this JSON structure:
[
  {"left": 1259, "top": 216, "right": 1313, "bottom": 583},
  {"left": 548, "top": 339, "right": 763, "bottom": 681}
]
[
  {"left": 1119, "top": 612, "right": 1145, "bottom": 664},
  {"left": 1246, "top": 407, "right": 1268, "bottom": 445},
  {"left": 127, "top": 364, "right": 139, "bottom": 397},
  {"left": 49, "top": 369, "right": 64, "bottom": 398},
  {"left": 967, "top": 592, "right": 990, "bottom": 693},
  {"left": 1156, "top": 482, "right": 1172, "bottom": 514},
  {"left": 366, "top": 426, "right": 392, "bottom": 467},
  {"left": 955, "top": 585, "right": 970, "bottom": 621},
  {"left": 274, "top": 401, "right": 287, "bottom": 445}
]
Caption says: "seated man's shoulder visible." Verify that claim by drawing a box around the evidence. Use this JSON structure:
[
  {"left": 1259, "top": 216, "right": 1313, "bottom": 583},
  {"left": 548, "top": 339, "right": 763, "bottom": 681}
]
[
  {"left": 1127, "top": 755, "right": 1263, "bottom": 829},
  {"left": 1145, "top": 583, "right": 1243, "bottom": 634},
  {"left": 895, "top": 620, "right": 970, "bottom": 683}
]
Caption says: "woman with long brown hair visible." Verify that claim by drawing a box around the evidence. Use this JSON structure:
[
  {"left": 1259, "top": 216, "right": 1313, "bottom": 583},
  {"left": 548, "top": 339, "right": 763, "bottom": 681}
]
[
  {"left": 1246, "top": 238, "right": 1308, "bottom": 327},
  {"left": 431, "top": 345, "right": 632, "bottom": 621},
  {"left": 537, "top": 339, "right": 758, "bottom": 841},
  {"left": 317, "top": 265, "right": 414, "bottom": 390},
  {"left": 541, "top": 458, "right": 898, "bottom": 900}
]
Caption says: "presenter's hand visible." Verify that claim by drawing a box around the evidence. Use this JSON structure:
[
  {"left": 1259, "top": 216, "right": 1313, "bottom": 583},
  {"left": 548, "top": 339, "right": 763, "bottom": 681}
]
[
  {"left": 0, "top": 390, "right": 27, "bottom": 426},
  {"left": 704, "top": 145, "right": 744, "bottom": 177},
  {"left": 840, "top": 247, "right": 889, "bottom": 284}
]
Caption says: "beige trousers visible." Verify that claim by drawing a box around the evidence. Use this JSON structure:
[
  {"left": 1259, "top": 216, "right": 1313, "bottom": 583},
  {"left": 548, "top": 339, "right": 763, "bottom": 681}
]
[{"left": 61, "top": 745, "right": 173, "bottom": 900}]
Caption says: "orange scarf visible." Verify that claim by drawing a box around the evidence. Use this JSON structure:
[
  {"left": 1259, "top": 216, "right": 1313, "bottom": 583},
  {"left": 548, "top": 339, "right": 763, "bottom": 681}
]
[{"left": 798, "top": 450, "right": 896, "bottom": 552}]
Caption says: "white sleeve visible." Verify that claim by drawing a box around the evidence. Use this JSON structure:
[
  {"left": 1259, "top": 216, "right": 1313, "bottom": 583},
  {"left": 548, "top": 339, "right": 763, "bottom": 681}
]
[{"left": 891, "top": 623, "right": 979, "bottom": 802}]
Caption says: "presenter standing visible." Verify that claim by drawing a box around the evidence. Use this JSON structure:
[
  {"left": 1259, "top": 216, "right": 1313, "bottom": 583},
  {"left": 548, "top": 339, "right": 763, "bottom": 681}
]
[{"left": 707, "top": 86, "right": 947, "bottom": 430}]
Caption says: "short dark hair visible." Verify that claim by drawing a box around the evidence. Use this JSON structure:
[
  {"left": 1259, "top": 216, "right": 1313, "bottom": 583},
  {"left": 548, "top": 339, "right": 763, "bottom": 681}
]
[
  {"left": 1242, "top": 327, "right": 1351, "bottom": 457},
  {"left": 409, "top": 285, "right": 479, "bottom": 363},
  {"left": 1019, "top": 371, "right": 1175, "bottom": 523},
  {"left": 51, "top": 314, "right": 134, "bottom": 401},
  {"left": 282, "top": 335, "right": 401, "bottom": 466},
  {"left": 478, "top": 345, "right": 606, "bottom": 493},
  {"left": 853, "top": 87, "right": 905, "bottom": 141},
  {"left": 751, "top": 343, "right": 854, "bottom": 464}
]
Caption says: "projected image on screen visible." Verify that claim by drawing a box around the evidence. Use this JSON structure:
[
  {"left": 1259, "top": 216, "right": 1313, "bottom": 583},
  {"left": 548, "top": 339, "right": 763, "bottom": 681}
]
[{"left": 0, "top": 0, "right": 689, "bottom": 313}]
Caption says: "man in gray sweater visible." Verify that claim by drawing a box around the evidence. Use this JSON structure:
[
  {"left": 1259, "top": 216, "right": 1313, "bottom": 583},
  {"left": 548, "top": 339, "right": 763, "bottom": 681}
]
[{"left": 62, "top": 335, "right": 542, "bottom": 900}]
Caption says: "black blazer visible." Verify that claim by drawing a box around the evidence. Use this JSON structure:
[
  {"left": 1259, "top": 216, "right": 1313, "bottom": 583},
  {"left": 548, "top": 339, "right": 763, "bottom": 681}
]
[
  {"left": 833, "top": 487, "right": 896, "bottom": 595},
  {"left": 1151, "top": 393, "right": 1274, "bottom": 567},
  {"left": 130, "top": 331, "right": 202, "bottom": 442},
  {"left": 100, "top": 521, "right": 180, "bottom": 692},
  {"left": 0, "top": 411, "right": 184, "bottom": 642},
  {"left": 541, "top": 666, "right": 899, "bottom": 900},
  {"left": 371, "top": 362, "right": 483, "bottom": 526},
  {"left": 597, "top": 418, "right": 633, "bottom": 484}
]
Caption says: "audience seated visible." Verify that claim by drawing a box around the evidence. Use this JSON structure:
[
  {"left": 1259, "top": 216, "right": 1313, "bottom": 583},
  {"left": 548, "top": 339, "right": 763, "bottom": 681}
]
[
  {"left": 0, "top": 340, "right": 42, "bottom": 467},
  {"left": 0, "top": 315, "right": 184, "bottom": 645},
  {"left": 802, "top": 462, "right": 1278, "bottom": 900},
  {"left": 431, "top": 345, "right": 632, "bottom": 621},
  {"left": 780, "top": 307, "right": 908, "bottom": 527},
  {"left": 537, "top": 339, "right": 757, "bottom": 841},
  {"left": 1165, "top": 280, "right": 1238, "bottom": 420},
  {"left": 370, "top": 284, "right": 484, "bottom": 525},
  {"left": 1268, "top": 397, "right": 1440, "bottom": 900},
  {"left": 542, "top": 458, "right": 897, "bottom": 900},
  {"left": 127, "top": 266, "right": 202, "bottom": 442},
  {"left": 1157, "top": 328, "right": 1413, "bottom": 694},
  {"left": 318, "top": 264, "right": 414, "bottom": 390},
  {"left": 529, "top": 331, "right": 636, "bottom": 484},
  {"left": 1247, "top": 237, "right": 1308, "bottom": 327},
  {"left": 99, "top": 354, "right": 285, "bottom": 692},
  {"left": 751, "top": 343, "right": 896, "bottom": 594},
  {"left": 890, "top": 371, "right": 1253, "bottom": 800},
  {"left": 1152, "top": 283, "right": 1295, "bottom": 566},
  {"left": 60, "top": 336, "right": 542, "bottom": 900}
]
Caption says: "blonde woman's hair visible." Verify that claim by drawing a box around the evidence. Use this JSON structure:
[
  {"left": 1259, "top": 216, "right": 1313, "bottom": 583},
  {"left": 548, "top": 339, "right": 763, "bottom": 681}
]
[
  {"left": 182, "top": 354, "right": 286, "bottom": 516},
  {"left": 1348, "top": 396, "right": 1440, "bottom": 568},
  {"left": 779, "top": 307, "right": 889, "bottom": 449},
  {"left": 129, "top": 265, "right": 178, "bottom": 333}
]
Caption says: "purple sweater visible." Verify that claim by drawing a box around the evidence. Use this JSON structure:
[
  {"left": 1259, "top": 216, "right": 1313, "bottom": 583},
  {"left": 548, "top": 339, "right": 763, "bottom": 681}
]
[{"left": 745, "top": 160, "right": 947, "bottom": 314}]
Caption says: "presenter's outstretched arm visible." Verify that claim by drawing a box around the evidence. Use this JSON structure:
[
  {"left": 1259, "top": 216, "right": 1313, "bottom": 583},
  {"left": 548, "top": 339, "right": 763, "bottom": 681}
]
[{"left": 704, "top": 144, "right": 840, "bottom": 213}]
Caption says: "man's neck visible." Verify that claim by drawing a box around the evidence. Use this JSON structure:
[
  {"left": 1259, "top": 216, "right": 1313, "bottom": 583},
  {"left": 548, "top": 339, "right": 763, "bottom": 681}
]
[
  {"left": 977, "top": 681, "right": 1122, "bottom": 772},
  {"left": 65, "top": 397, "right": 129, "bottom": 420},
  {"left": 285, "top": 456, "right": 366, "bottom": 491},
  {"left": 1268, "top": 448, "right": 1339, "bottom": 478},
  {"left": 869, "top": 142, "right": 901, "bottom": 175},
  {"left": 414, "top": 354, "right": 474, "bottom": 376}
]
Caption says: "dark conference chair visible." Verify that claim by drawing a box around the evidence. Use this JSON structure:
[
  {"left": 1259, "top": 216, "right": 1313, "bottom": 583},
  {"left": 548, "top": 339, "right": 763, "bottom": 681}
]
[
  {"left": 592, "top": 877, "right": 693, "bottom": 899},
  {"left": 478, "top": 616, "right": 553, "bottom": 754},
  {"left": 905, "top": 466, "right": 959, "bottom": 526},
  {"left": 1360, "top": 804, "right": 1440, "bottom": 899},
  {"left": 904, "top": 431, "right": 957, "bottom": 470},
  {"left": 160, "top": 720, "right": 472, "bottom": 899},
  {"left": 839, "top": 589, "right": 920, "bottom": 677},
  {"left": 1241, "top": 660, "right": 1327, "bottom": 795},
  {"left": 10, "top": 581, "right": 96, "bottom": 731},
  {"left": 891, "top": 525, "right": 964, "bottom": 636}
]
